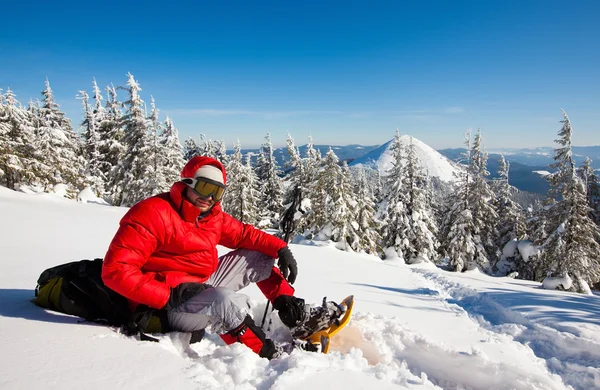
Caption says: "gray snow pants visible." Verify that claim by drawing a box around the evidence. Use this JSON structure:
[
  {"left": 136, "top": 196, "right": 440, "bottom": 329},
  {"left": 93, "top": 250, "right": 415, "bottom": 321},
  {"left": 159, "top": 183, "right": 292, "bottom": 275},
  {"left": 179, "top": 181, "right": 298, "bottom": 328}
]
[{"left": 166, "top": 249, "right": 275, "bottom": 334}]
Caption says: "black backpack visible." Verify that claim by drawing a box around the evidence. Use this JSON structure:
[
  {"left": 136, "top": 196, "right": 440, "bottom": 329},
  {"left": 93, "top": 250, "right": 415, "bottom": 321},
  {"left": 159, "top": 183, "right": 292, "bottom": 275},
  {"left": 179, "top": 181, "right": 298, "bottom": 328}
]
[{"left": 35, "top": 258, "right": 132, "bottom": 326}]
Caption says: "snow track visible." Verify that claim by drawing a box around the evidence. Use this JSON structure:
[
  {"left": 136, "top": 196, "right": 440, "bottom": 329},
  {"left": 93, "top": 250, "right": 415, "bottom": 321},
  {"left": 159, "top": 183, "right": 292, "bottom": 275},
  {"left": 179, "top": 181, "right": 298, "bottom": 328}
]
[{"left": 411, "top": 269, "right": 600, "bottom": 390}]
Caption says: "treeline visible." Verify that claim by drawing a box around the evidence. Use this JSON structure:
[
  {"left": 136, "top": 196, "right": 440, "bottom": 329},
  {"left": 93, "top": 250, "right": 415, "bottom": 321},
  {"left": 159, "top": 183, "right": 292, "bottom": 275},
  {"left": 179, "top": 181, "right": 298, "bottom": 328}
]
[
  {"left": 1, "top": 76, "right": 599, "bottom": 293},
  {"left": 0, "top": 74, "right": 184, "bottom": 203}
]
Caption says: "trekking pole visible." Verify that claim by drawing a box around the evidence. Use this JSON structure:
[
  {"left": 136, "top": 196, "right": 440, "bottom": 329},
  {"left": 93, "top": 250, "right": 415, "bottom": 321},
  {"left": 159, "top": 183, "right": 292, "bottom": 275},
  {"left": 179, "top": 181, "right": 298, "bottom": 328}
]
[{"left": 261, "top": 300, "right": 273, "bottom": 332}]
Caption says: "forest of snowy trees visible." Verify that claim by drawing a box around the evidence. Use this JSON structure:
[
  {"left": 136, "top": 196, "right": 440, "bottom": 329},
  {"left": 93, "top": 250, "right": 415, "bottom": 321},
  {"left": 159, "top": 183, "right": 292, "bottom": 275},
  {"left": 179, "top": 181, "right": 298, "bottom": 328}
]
[{"left": 1, "top": 75, "right": 599, "bottom": 293}]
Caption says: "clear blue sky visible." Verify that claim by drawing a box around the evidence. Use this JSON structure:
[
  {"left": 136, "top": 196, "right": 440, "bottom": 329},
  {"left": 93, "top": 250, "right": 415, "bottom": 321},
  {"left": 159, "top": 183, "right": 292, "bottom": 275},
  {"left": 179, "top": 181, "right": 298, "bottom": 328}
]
[{"left": 2, "top": 0, "right": 599, "bottom": 149}]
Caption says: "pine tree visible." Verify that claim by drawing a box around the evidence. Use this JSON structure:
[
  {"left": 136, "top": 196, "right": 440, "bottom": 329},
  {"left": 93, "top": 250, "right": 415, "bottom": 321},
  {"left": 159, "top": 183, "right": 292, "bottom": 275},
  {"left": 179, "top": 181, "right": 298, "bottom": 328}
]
[
  {"left": 537, "top": 110, "right": 600, "bottom": 292},
  {"left": 78, "top": 90, "right": 106, "bottom": 196},
  {"left": 184, "top": 137, "right": 200, "bottom": 160},
  {"left": 0, "top": 89, "right": 38, "bottom": 189},
  {"left": 279, "top": 133, "right": 308, "bottom": 241},
  {"left": 255, "top": 132, "right": 284, "bottom": 227},
  {"left": 495, "top": 155, "right": 526, "bottom": 247},
  {"left": 116, "top": 73, "right": 157, "bottom": 206},
  {"left": 157, "top": 116, "right": 185, "bottom": 191},
  {"left": 198, "top": 134, "right": 215, "bottom": 158},
  {"left": 213, "top": 140, "right": 229, "bottom": 166},
  {"left": 577, "top": 157, "right": 600, "bottom": 225},
  {"left": 379, "top": 131, "right": 411, "bottom": 260},
  {"left": 403, "top": 137, "right": 439, "bottom": 262},
  {"left": 223, "top": 141, "right": 260, "bottom": 224},
  {"left": 439, "top": 130, "right": 492, "bottom": 272},
  {"left": 314, "top": 149, "right": 359, "bottom": 250},
  {"left": 296, "top": 135, "right": 322, "bottom": 235},
  {"left": 36, "top": 79, "right": 85, "bottom": 196},
  {"left": 97, "top": 83, "right": 125, "bottom": 203},
  {"left": 353, "top": 167, "right": 382, "bottom": 254}
]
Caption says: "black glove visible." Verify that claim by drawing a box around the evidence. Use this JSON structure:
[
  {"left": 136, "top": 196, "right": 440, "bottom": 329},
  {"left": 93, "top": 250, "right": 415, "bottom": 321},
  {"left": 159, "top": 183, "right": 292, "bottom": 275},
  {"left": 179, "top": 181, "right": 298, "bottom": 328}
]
[
  {"left": 273, "top": 295, "right": 306, "bottom": 328},
  {"left": 277, "top": 246, "right": 298, "bottom": 284},
  {"left": 164, "top": 282, "right": 208, "bottom": 310}
]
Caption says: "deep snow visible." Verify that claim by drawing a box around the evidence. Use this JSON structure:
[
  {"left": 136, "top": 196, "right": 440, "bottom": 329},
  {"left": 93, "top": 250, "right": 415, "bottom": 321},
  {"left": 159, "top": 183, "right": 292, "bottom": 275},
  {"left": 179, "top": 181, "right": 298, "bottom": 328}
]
[{"left": 1, "top": 187, "right": 599, "bottom": 390}]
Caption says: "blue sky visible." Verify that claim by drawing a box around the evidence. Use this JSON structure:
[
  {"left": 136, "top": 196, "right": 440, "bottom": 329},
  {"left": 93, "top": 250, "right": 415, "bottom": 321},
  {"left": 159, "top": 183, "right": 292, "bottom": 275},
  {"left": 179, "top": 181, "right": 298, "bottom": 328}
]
[{"left": 2, "top": 0, "right": 599, "bottom": 149}]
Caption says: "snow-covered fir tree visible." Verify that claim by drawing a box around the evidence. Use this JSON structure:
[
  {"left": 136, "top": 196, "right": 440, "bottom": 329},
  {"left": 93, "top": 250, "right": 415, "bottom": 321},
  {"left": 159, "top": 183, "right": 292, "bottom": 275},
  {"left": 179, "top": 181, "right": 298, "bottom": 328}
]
[
  {"left": 439, "top": 130, "right": 493, "bottom": 272},
  {"left": 255, "top": 132, "right": 284, "bottom": 228},
  {"left": 115, "top": 73, "right": 157, "bottom": 206},
  {"left": 184, "top": 137, "right": 200, "bottom": 160},
  {"left": 379, "top": 130, "right": 411, "bottom": 260},
  {"left": 222, "top": 141, "right": 260, "bottom": 224},
  {"left": 494, "top": 155, "right": 526, "bottom": 249},
  {"left": 537, "top": 110, "right": 600, "bottom": 292},
  {"left": 352, "top": 167, "right": 382, "bottom": 254},
  {"left": 402, "top": 137, "right": 439, "bottom": 262},
  {"left": 36, "top": 79, "right": 85, "bottom": 196},
  {"left": 213, "top": 140, "right": 229, "bottom": 166},
  {"left": 469, "top": 130, "right": 499, "bottom": 261},
  {"left": 296, "top": 135, "right": 322, "bottom": 235},
  {"left": 157, "top": 116, "right": 185, "bottom": 190},
  {"left": 278, "top": 133, "right": 308, "bottom": 241},
  {"left": 198, "top": 134, "right": 216, "bottom": 158},
  {"left": 98, "top": 83, "right": 125, "bottom": 203},
  {"left": 78, "top": 90, "right": 106, "bottom": 196},
  {"left": 0, "top": 89, "right": 38, "bottom": 189},
  {"left": 313, "top": 149, "right": 359, "bottom": 251},
  {"left": 147, "top": 96, "right": 166, "bottom": 192},
  {"left": 577, "top": 157, "right": 600, "bottom": 226}
]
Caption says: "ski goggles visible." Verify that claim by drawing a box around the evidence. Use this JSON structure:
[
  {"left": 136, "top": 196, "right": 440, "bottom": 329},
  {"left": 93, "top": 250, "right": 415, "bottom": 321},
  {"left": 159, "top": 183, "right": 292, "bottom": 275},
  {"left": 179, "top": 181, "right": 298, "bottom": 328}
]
[{"left": 182, "top": 177, "right": 226, "bottom": 201}]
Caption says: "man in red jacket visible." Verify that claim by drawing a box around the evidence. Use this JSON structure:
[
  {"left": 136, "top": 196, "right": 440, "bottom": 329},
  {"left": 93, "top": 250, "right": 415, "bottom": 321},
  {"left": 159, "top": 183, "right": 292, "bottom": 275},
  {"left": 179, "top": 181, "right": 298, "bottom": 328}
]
[{"left": 102, "top": 156, "right": 325, "bottom": 359}]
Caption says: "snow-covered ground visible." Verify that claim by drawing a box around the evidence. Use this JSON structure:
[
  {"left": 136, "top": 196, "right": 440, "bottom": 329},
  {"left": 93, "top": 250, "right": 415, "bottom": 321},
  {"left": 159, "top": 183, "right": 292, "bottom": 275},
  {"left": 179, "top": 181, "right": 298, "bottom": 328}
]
[
  {"left": 350, "top": 135, "right": 461, "bottom": 182},
  {"left": 1, "top": 186, "right": 599, "bottom": 390}
]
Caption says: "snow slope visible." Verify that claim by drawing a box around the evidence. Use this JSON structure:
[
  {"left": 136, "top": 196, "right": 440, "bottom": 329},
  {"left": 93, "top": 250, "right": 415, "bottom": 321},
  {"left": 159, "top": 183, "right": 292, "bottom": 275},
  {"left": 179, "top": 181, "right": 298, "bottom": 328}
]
[
  {"left": 1, "top": 187, "right": 599, "bottom": 389},
  {"left": 349, "top": 135, "right": 461, "bottom": 182}
]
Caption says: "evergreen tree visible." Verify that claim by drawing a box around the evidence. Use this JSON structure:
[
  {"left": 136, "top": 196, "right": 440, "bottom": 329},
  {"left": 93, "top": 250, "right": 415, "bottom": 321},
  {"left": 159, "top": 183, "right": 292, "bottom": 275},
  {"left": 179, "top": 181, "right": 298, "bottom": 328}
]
[
  {"left": 495, "top": 155, "right": 526, "bottom": 248},
  {"left": 157, "top": 116, "right": 185, "bottom": 191},
  {"left": 36, "top": 79, "right": 85, "bottom": 196},
  {"left": 577, "top": 157, "right": 600, "bottom": 225},
  {"left": 279, "top": 133, "right": 308, "bottom": 241},
  {"left": 213, "top": 140, "right": 229, "bottom": 166},
  {"left": 78, "top": 90, "right": 106, "bottom": 196},
  {"left": 296, "top": 135, "right": 321, "bottom": 235},
  {"left": 223, "top": 141, "right": 260, "bottom": 224},
  {"left": 537, "top": 111, "right": 600, "bottom": 292},
  {"left": 403, "top": 137, "right": 439, "bottom": 261},
  {"left": 0, "top": 89, "right": 38, "bottom": 189},
  {"left": 116, "top": 73, "right": 157, "bottom": 206},
  {"left": 198, "top": 134, "right": 215, "bottom": 158},
  {"left": 184, "top": 137, "right": 200, "bottom": 160},
  {"left": 98, "top": 83, "right": 125, "bottom": 203},
  {"left": 255, "top": 132, "right": 284, "bottom": 227},
  {"left": 439, "top": 130, "right": 492, "bottom": 272},
  {"left": 379, "top": 130, "right": 411, "bottom": 260},
  {"left": 353, "top": 167, "right": 382, "bottom": 254},
  {"left": 314, "top": 149, "right": 359, "bottom": 251}
]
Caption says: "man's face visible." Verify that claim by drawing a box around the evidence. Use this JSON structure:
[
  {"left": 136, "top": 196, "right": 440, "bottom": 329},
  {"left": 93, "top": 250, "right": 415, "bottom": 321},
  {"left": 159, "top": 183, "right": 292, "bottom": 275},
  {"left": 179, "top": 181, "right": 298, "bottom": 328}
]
[{"left": 185, "top": 187, "right": 215, "bottom": 213}]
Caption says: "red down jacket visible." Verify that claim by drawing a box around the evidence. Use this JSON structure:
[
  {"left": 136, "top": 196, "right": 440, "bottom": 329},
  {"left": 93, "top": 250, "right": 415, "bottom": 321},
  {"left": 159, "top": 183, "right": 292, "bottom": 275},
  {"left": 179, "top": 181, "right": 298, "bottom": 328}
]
[{"left": 102, "top": 156, "right": 291, "bottom": 309}]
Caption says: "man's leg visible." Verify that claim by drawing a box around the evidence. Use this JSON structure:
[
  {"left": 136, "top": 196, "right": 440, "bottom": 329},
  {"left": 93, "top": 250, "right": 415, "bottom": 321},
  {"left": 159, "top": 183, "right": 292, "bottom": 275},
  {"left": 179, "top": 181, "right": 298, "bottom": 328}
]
[
  {"left": 166, "top": 286, "right": 281, "bottom": 358},
  {"left": 166, "top": 249, "right": 293, "bottom": 358},
  {"left": 206, "top": 248, "right": 294, "bottom": 301}
]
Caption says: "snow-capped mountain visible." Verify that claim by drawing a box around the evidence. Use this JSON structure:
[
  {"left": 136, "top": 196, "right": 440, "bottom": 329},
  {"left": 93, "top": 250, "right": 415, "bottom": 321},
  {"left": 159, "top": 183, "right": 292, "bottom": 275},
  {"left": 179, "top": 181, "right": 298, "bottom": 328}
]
[{"left": 349, "top": 135, "right": 461, "bottom": 182}]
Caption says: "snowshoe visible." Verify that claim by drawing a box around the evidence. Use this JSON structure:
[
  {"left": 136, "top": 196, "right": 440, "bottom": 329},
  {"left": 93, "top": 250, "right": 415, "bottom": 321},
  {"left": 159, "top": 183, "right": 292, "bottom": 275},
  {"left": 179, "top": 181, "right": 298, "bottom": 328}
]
[{"left": 294, "top": 295, "right": 354, "bottom": 354}]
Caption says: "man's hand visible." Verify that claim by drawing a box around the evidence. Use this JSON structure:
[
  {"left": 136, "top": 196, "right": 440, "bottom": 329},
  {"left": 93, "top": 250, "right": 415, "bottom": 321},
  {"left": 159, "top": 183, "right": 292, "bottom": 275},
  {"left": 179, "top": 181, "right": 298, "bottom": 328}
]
[
  {"left": 277, "top": 246, "right": 298, "bottom": 284},
  {"left": 164, "top": 282, "right": 209, "bottom": 310}
]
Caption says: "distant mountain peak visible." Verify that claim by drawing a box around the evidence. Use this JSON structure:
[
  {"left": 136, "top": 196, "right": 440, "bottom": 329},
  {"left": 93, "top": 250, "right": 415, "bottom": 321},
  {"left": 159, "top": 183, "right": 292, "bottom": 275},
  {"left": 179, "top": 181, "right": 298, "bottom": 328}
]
[{"left": 349, "top": 135, "right": 460, "bottom": 182}]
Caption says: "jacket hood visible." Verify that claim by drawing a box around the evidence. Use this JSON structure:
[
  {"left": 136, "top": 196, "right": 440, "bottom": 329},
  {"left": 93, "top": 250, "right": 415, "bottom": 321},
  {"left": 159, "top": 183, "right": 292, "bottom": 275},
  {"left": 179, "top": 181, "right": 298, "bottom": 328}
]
[{"left": 180, "top": 156, "right": 227, "bottom": 185}]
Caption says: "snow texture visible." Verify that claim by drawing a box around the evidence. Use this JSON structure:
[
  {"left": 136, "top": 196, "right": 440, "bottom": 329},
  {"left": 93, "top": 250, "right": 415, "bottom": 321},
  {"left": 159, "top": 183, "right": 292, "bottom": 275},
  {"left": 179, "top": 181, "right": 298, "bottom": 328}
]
[{"left": 1, "top": 186, "right": 599, "bottom": 390}]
